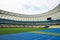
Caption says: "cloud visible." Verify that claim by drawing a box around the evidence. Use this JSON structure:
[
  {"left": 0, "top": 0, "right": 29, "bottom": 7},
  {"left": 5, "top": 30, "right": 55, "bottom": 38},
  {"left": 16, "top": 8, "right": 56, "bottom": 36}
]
[
  {"left": 22, "top": 5, "right": 41, "bottom": 11},
  {"left": 0, "top": 0, "right": 60, "bottom": 15}
]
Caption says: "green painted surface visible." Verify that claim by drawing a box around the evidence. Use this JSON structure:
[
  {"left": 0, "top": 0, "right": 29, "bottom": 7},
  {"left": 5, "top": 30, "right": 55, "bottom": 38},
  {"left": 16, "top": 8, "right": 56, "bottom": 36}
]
[{"left": 31, "top": 31, "right": 60, "bottom": 36}]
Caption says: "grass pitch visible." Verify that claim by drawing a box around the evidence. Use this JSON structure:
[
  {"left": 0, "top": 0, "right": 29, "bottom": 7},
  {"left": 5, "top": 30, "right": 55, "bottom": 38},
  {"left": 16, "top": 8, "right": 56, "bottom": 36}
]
[{"left": 0, "top": 28, "right": 47, "bottom": 35}]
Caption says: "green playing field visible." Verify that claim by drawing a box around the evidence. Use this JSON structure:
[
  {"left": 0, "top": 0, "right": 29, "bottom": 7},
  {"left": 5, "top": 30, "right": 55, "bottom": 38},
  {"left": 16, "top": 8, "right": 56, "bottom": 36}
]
[{"left": 0, "top": 28, "right": 48, "bottom": 35}]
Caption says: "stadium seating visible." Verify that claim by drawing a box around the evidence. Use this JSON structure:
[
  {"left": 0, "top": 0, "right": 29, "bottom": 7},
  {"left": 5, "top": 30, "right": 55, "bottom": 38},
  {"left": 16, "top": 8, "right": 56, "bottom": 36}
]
[
  {"left": 0, "top": 4, "right": 60, "bottom": 28},
  {"left": 0, "top": 18, "right": 60, "bottom": 28}
]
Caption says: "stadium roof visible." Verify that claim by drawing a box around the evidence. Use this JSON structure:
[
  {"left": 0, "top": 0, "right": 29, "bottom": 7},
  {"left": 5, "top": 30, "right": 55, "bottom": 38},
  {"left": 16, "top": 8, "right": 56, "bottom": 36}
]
[{"left": 0, "top": 4, "right": 60, "bottom": 18}]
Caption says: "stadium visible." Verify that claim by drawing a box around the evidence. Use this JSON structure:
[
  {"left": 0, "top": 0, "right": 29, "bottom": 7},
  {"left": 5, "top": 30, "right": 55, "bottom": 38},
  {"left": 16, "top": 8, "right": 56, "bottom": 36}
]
[
  {"left": 0, "top": 0, "right": 60, "bottom": 40},
  {"left": 0, "top": 4, "right": 60, "bottom": 28}
]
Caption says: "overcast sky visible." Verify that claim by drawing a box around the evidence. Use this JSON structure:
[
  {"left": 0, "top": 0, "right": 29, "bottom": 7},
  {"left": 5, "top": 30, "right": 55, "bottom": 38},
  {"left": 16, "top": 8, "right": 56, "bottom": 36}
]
[{"left": 0, "top": 0, "right": 60, "bottom": 15}]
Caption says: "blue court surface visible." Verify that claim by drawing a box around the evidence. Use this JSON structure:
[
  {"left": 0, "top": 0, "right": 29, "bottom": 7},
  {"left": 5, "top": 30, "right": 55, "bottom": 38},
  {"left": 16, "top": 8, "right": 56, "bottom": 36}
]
[
  {"left": 39, "top": 28, "right": 60, "bottom": 33},
  {"left": 0, "top": 28, "right": 60, "bottom": 40}
]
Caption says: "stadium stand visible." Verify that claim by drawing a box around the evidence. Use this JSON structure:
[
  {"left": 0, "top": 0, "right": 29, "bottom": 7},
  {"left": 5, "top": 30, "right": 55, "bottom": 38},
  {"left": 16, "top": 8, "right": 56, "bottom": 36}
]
[{"left": 0, "top": 4, "right": 60, "bottom": 28}]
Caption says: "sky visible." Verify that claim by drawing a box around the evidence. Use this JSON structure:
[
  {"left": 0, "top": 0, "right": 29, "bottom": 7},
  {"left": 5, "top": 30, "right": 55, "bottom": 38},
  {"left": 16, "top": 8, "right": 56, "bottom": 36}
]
[{"left": 0, "top": 0, "right": 60, "bottom": 15}]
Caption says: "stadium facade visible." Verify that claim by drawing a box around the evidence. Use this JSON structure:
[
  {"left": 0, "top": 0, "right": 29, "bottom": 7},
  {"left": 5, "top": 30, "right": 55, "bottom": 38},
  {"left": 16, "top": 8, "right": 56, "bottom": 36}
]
[{"left": 0, "top": 4, "right": 60, "bottom": 28}]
